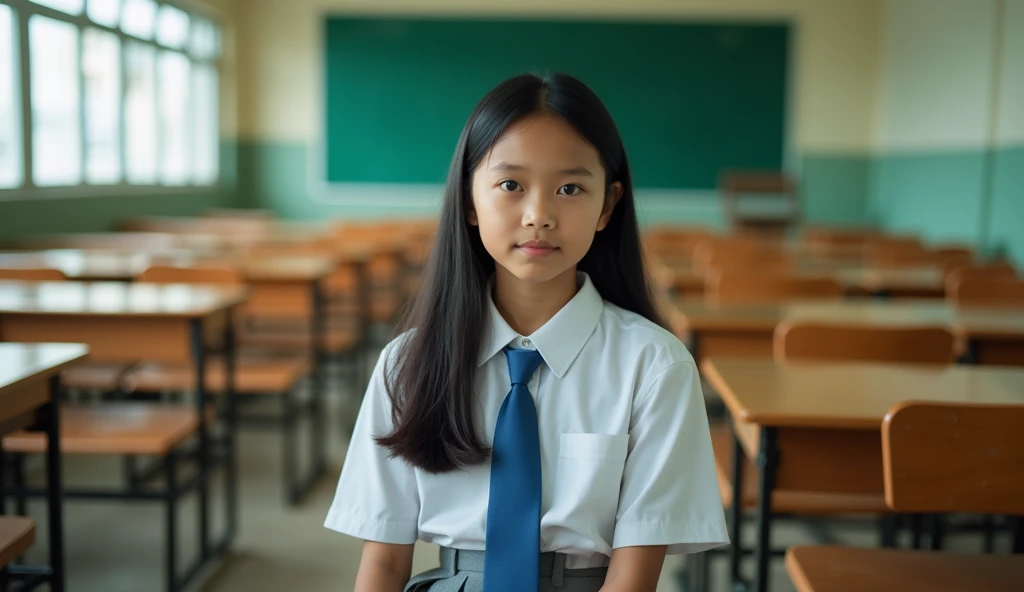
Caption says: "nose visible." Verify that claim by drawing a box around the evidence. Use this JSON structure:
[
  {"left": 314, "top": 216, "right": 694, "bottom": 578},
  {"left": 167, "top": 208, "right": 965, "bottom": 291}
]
[{"left": 521, "top": 191, "right": 556, "bottom": 229}]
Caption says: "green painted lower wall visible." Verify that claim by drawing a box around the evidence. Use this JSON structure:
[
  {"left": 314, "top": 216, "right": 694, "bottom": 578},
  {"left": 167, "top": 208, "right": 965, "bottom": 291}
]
[
  {"left": 869, "top": 145, "right": 1024, "bottom": 265},
  {"left": 800, "top": 154, "right": 872, "bottom": 226},
  {"left": 236, "top": 139, "right": 872, "bottom": 228},
  {"left": 870, "top": 149, "right": 987, "bottom": 244},
  {"left": 0, "top": 142, "right": 239, "bottom": 239},
  {"left": 988, "top": 146, "right": 1024, "bottom": 266}
]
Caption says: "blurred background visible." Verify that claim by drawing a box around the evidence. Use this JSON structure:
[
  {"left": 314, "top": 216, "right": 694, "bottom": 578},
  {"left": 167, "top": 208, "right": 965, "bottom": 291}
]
[{"left": 0, "top": 1, "right": 1021, "bottom": 592}]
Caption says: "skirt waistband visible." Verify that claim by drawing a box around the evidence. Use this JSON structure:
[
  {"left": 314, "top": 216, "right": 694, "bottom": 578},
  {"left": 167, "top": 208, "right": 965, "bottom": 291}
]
[{"left": 438, "top": 547, "right": 608, "bottom": 580}]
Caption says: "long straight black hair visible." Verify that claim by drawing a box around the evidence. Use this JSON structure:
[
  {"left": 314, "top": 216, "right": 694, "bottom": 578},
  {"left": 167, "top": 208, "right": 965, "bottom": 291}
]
[{"left": 377, "top": 73, "right": 663, "bottom": 473}]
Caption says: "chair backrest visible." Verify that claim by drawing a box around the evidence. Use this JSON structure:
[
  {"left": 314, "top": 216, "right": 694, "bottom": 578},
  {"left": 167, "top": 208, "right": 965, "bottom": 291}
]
[
  {"left": 774, "top": 322, "right": 957, "bottom": 365},
  {"left": 0, "top": 268, "right": 68, "bottom": 281},
  {"left": 870, "top": 240, "right": 933, "bottom": 268},
  {"left": 137, "top": 265, "right": 244, "bottom": 286},
  {"left": 950, "top": 276, "right": 1024, "bottom": 308},
  {"left": 708, "top": 274, "right": 843, "bottom": 306},
  {"left": 693, "top": 237, "right": 786, "bottom": 270},
  {"left": 882, "top": 401, "right": 1024, "bottom": 515}
]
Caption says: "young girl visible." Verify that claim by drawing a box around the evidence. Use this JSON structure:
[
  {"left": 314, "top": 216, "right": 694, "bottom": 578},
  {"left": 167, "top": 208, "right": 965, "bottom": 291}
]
[{"left": 326, "top": 73, "right": 727, "bottom": 592}]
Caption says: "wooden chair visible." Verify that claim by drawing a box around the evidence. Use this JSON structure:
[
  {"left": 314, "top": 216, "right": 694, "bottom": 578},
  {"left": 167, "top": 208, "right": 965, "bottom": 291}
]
[
  {"left": 134, "top": 265, "right": 325, "bottom": 504},
  {"left": 707, "top": 274, "right": 843, "bottom": 306},
  {"left": 949, "top": 276, "right": 1024, "bottom": 309},
  {"left": 720, "top": 171, "right": 799, "bottom": 236},
  {"left": 774, "top": 323, "right": 958, "bottom": 365},
  {"left": 786, "top": 401, "right": 1024, "bottom": 592},
  {"left": 944, "top": 262, "right": 1016, "bottom": 290}
]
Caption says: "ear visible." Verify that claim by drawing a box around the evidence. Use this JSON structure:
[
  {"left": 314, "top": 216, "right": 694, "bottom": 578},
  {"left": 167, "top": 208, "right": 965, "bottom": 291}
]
[
  {"left": 596, "top": 182, "right": 623, "bottom": 231},
  {"left": 467, "top": 205, "right": 479, "bottom": 226}
]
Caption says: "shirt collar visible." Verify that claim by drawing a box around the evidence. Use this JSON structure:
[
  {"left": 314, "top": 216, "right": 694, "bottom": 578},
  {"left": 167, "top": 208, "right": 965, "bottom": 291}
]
[{"left": 477, "top": 272, "right": 604, "bottom": 378}]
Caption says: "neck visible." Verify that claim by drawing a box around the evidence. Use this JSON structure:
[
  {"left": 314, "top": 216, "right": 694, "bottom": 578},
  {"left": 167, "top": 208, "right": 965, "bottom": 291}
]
[{"left": 492, "top": 266, "right": 579, "bottom": 336}]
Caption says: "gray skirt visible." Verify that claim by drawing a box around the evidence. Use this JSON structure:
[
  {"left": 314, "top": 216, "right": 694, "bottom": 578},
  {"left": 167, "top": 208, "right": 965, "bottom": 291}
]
[{"left": 405, "top": 547, "right": 608, "bottom": 592}]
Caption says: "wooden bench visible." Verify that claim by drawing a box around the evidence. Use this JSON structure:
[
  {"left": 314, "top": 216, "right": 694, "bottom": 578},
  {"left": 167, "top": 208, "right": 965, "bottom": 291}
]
[
  {"left": 4, "top": 404, "right": 199, "bottom": 456},
  {"left": 785, "top": 401, "right": 1024, "bottom": 592},
  {"left": 0, "top": 517, "right": 36, "bottom": 571}
]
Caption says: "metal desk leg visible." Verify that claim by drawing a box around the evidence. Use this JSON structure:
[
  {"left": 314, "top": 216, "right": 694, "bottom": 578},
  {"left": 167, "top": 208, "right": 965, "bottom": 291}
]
[
  {"left": 190, "top": 319, "right": 210, "bottom": 562},
  {"left": 312, "top": 281, "right": 327, "bottom": 478},
  {"left": 223, "top": 317, "right": 238, "bottom": 544},
  {"left": 45, "top": 375, "right": 66, "bottom": 592},
  {"left": 729, "top": 413, "right": 745, "bottom": 592},
  {"left": 753, "top": 427, "right": 778, "bottom": 592}
]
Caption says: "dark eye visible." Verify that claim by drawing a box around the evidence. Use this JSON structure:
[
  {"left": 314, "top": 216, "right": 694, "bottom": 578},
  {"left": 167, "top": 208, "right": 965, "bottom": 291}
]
[
  {"left": 558, "top": 184, "right": 583, "bottom": 196},
  {"left": 499, "top": 180, "right": 521, "bottom": 192}
]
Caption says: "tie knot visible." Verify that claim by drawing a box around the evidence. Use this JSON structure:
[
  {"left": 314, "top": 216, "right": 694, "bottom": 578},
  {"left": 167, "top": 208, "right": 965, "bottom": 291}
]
[{"left": 504, "top": 347, "right": 544, "bottom": 386}]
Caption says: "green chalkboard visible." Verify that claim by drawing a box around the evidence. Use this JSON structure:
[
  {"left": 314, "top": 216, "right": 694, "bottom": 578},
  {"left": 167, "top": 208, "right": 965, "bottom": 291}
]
[{"left": 325, "top": 17, "right": 788, "bottom": 189}]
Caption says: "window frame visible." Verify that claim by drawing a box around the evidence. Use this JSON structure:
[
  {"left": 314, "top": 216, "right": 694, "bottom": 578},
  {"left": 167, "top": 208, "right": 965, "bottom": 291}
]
[{"left": 0, "top": 0, "right": 222, "bottom": 200}]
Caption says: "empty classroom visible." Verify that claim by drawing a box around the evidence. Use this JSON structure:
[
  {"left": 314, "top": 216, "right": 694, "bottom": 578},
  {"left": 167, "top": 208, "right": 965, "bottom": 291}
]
[{"left": 0, "top": 1, "right": 1022, "bottom": 591}]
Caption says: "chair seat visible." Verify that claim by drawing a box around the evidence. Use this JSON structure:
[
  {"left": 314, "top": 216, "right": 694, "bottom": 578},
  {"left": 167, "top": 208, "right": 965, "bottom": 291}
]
[
  {"left": 710, "top": 424, "right": 887, "bottom": 514},
  {"left": 123, "top": 357, "right": 310, "bottom": 394},
  {"left": 0, "top": 516, "right": 35, "bottom": 568},
  {"left": 239, "top": 326, "right": 360, "bottom": 354},
  {"left": 62, "top": 363, "right": 132, "bottom": 391},
  {"left": 786, "top": 545, "right": 1024, "bottom": 592},
  {"left": 4, "top": 404, "right": 199, "bottom": 455}
]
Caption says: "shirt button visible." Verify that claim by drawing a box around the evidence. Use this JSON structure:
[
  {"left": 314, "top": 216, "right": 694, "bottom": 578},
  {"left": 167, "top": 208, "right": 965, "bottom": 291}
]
[{"left": 522, "top": 338, "right": 532, "bottom": 348}]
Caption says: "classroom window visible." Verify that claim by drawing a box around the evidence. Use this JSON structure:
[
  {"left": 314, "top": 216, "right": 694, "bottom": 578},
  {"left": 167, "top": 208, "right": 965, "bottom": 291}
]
[
  {"left": 29, "top": 0, "right": 83, "bottom": 15},
  {"left": 29, "top": 15, "right": 81, "bottom": 186},
  {"left": 158, "top": 49, "right": 190, "bottom": 185},
  {"left": 86, "top": 0, "right": 120, "bottom": 28},
  {"left": 125, "top": 40, "right": 157, "bottom": 184},
  {"left": 121, "top": 0, "right": 156, "bottom": 40},
  {"left": 0, "top": 3, "right": 21, "bottom": 189},
  {"left": 155, "top": 4, "right": 188, "bottom": 49},
  {"left": 1, "top": 0, "right": 221, "bottom": 192},
  {"left": 192, "top": 63, "right": 218, "bottom": 184},
  {"left": 83, "top": 28, "right": 121, "bottom": 184}
]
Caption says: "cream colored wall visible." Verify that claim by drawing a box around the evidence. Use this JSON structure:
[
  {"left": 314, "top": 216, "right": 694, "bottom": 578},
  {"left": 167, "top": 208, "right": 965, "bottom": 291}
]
[
  {"left": 874, "top": 0, "right": 998, "bottom": 150},
  {"left": 997, "top": 0, "right": 1024, "bottom": 145},
  {"left": 874, "top": 0, "right": 1024, "bottom": 150},
  {"left": 230, "top": 0, "right": 883, "bottom": 153}
]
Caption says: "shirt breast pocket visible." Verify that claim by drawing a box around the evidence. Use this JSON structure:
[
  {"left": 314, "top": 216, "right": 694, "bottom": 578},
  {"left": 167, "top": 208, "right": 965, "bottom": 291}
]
[{"left": 546, "top": 433, "right": 629, "bottom": 553}]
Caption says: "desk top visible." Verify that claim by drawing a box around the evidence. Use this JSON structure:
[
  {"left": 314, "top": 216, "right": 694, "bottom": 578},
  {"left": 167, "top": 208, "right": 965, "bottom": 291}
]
[
  {"left": 0, "top": 250, "right": 335, "bottom": 283},
  {"left": 0, "top": 343, "right": 89, "bottom": 393},
  {"left": 0, "top": 281, "right": 247, "bottom": 317},
  {"left": 671, "top": 299, "right": 1024, "bottom": 340},
  {"left": 703, "top": 356, "right": 1024, "bottom": 429},
  {"left": 656, "top": 260, "right": 945, "bottom": 294}
]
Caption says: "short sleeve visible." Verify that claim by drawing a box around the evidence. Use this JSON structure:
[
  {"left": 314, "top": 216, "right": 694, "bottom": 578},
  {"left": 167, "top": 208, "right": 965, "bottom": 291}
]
[
  {"left": 613, "top": 358, "right": 729, "bottom": 554},
  {"left": 324, "top": 341, "right": 420, "bottom": 544}
]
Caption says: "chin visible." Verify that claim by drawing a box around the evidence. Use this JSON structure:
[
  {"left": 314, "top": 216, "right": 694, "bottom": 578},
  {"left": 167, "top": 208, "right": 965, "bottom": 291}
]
[{"left": 501, "top": 260, "right": 576, "bottom": 284}]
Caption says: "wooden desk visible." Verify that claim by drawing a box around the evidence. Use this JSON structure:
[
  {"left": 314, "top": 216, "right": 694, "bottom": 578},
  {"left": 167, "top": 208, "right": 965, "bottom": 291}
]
[
  {"left": 0, "top": 250, "right": 212, "bottom": 282},
  {"left": 672, "top": 299, "right": 1024, "bottom": 365},
  {"left": 0, "top": 343, "right": 88, "bottom": 592},
  {"left": 0, "top": 281, "right": 246, "bottom": 566},
  {"left": 702, "top": 357, "right": 1024, "bottom": 592},
  {"left": 657, "top": 260, "right": 945, "bottom": 299}
]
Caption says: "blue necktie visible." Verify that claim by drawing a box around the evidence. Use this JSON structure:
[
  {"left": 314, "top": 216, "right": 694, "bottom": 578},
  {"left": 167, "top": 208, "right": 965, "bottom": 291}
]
[{"left": 483, "top": 347, "right": 544, "bottom": 592}]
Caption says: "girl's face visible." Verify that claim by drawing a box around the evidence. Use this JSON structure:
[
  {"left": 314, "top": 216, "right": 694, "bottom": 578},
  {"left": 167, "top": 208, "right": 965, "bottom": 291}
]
[{"left": 469, "top": 113, "right": 622, "bottom": 286}]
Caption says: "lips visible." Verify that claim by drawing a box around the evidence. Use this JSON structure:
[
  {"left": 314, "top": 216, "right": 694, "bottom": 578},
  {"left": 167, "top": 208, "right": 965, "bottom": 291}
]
[{"left": 516, "top": 240, "right": 558, "bottom": 257}]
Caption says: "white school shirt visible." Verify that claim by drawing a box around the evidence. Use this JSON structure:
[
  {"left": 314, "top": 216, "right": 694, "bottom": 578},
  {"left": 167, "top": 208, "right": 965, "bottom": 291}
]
[{"left": 325, "top": 273, "right": 728, "bottom": 568}]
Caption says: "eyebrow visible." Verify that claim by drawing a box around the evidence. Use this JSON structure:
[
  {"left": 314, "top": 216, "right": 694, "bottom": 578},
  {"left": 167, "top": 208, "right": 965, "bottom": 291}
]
[{"left": 489, "top": 162, "right": 595, "bottom": 177}]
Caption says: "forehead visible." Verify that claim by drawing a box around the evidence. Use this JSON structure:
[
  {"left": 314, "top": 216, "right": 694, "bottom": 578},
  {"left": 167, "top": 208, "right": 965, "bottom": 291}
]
[{"left": 483, "top": 113, "right": 603, "bottom": 173}]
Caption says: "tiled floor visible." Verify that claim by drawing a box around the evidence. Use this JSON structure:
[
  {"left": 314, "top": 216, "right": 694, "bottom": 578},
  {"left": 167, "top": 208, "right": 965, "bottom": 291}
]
[{"left": 15, "top": 373, "right": 1007, "bottom": 592}]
